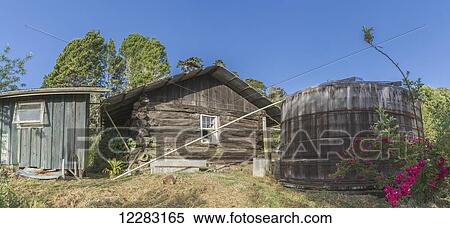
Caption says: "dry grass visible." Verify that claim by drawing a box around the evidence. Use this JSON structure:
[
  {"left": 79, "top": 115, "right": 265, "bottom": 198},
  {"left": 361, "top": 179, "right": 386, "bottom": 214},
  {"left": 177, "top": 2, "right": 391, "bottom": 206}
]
[{"left": 9, "top": 165, "right": 388, "bottom": 208}]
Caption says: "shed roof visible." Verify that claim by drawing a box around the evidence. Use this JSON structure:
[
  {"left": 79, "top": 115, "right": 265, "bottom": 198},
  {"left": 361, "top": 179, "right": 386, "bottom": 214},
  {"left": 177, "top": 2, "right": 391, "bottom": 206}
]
[
  {"left": 0, "top": 87, "right": 109, "bottom": 99},
  {"left": 104, "top": 66, "right": 281, "bottom": 124}
]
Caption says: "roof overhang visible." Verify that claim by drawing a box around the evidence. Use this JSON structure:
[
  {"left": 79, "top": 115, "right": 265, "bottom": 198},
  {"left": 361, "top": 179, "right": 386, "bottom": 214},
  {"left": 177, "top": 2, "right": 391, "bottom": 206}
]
[{"left": 0, "top": 87, "right": 109, "bottom": 99}]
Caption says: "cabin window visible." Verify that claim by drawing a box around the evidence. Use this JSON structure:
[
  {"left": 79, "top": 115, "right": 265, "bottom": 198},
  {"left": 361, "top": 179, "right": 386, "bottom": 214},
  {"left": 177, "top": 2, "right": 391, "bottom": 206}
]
[
  {"left": 14, "top": 101, "right": 45, "bottom": 125},
  {"left": 200, "top": 114, "right": 218, "bottom": 144}
]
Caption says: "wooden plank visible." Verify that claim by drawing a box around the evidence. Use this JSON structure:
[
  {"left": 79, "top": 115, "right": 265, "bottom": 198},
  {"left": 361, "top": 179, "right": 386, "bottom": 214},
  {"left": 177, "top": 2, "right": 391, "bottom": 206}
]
[
  {"left": 41, "top": 99, "right": 53, "bottom": 169},
  {"left": 75, "top": 95, "right": 87, "bottom": 170},
  {"left": 9, "top": 100, "right": 18, "bottom": 165},
  {"left": 0, "top": 101, "right": 4, "bottom": 164},
  {"left": 30, "top": 128, "right": 42, "bottom": 167},
  {"left": 64, "top": 95, "right": 75, "bottom": 169},
  {"left": 51, "top": 96, "right": 64, "bottom": 169},
  {"left": 19, "top": 128, "right": 31, "bottom": 167}
]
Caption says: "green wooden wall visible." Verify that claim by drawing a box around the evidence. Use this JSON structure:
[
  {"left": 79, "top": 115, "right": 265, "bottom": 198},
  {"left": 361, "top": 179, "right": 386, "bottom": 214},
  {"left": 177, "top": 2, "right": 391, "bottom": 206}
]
[{"left": 0, "top": 94, "right": 89, "bottom": 170}]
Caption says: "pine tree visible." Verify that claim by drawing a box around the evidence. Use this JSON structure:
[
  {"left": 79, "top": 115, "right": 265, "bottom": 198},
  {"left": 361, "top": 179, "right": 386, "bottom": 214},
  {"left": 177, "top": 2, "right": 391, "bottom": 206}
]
[
  {"left": 105, "top": 39, "right": 126, "bottom": 96},
  {"left": 120, "top": 34, "right": 170, "bottom": 88},
  {"left": 42, "top": 30, "right": 106, "bottom": 88},
  {"left": 177, "top": 57, "right": 203, "bottom": 73}
]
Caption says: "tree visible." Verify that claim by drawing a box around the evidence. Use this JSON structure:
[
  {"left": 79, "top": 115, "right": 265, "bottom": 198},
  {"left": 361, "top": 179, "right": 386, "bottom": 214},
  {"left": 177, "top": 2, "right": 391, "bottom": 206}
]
[
  {"left": 214, "top": 59, "right": 226, "bottom": 67},
  {"left": 43, "top": 30, "right": 106, "bottom": 88},
  {"left": 244, "top": 78, "right": 266, "bottom": 95},
  {"left": 120, "top": 34, "right": 170, "bottom": 88},
  {"left": 0, "top": 46, "right": 32, "bottom": 92},
  {"left": 104, "top": 39, "right": 126, "bottom": 96},
  {"left": 421, "top": 86, "right": 450, "bottom": 154},
  {"left": 267, "top": 86, "right": 286, "bottom": 102},
  {"left": 177, "top": 57, "right": 203, "bottom": 73}
]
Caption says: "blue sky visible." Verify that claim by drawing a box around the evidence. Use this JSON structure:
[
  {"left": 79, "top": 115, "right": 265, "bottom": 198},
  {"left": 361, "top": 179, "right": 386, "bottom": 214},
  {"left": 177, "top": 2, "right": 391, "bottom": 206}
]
[{"left": 1, "top": 0, "right": 449, "bottom": 93}]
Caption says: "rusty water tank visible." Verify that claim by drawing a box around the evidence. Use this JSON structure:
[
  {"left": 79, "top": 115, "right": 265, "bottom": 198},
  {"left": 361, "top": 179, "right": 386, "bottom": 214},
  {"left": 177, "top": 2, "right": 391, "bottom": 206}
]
[{"left": 278, "top": 77, "right": 423, "bottom": 190}]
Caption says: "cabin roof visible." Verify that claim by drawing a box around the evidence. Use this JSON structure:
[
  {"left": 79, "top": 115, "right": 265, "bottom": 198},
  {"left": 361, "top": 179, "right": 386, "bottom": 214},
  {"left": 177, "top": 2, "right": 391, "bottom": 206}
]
[
  {"left": 0, "top": 87, "right": 109, "bottom": 99},
  {"left": 104, "top": 66, "right": 281, "bottom": 124}
]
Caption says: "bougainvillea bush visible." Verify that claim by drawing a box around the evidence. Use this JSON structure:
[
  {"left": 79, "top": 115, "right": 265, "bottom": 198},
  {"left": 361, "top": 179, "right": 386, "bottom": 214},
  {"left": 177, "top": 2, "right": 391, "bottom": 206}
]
[{"left": 332, "top": 108, "right": 450, "bottom": 207}]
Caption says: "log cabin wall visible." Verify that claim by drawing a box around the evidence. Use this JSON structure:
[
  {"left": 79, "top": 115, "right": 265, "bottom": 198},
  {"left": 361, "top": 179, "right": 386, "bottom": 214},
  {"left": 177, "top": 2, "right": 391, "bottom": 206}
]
[{"left": 127, "top": 74, "right": 265, "bottom": 163}]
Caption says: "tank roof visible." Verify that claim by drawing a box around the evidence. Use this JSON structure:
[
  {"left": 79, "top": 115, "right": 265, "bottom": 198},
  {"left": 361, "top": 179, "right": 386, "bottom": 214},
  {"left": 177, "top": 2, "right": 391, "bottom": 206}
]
[{"left": 319, "top": 77, "right": 402, "bottom": 87}]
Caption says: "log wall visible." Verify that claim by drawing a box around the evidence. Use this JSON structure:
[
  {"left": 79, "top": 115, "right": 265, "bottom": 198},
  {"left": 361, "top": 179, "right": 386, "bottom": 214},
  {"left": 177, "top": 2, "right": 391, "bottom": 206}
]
[{"left": 126, "top": 75, "right": 265, "bottom": 164}]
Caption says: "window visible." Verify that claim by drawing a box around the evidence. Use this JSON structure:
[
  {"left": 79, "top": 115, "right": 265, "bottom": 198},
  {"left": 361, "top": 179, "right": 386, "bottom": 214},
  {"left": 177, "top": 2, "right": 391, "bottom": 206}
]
[
  {"left": 14, "top": 101, "right": 45, "bottom": 126},
  {"left": 200, "top": 114, "right": 218, "bottom": 144}
]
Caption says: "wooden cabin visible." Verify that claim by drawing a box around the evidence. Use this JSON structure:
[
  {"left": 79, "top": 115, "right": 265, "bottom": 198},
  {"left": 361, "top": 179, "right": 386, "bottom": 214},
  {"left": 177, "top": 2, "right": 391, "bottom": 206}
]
[
  {"left": 102, "top": 66, "right": 281, "bottom": 168},
  {"left": 0, "top": 87, "right": 107, "bottom": 176}
]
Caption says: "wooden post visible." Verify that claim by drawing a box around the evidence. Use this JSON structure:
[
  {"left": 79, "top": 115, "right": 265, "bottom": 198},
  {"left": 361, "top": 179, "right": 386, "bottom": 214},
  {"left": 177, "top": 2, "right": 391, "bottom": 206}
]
[
  {"left": 262, "top": 114, "right": 271, "bottom": 175},
  {"left": 61, "top": 158, "right": 65, "bottom": 179}
]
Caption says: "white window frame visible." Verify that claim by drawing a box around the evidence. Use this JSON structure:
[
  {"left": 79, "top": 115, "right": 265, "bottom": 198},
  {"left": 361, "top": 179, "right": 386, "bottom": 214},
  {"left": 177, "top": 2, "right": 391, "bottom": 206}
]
[
  {"left": 200, "top": 114, "right": 219, "bottom": 144},
  {"left": 13, "top": 101, "right": 45, "bottom": 126}
]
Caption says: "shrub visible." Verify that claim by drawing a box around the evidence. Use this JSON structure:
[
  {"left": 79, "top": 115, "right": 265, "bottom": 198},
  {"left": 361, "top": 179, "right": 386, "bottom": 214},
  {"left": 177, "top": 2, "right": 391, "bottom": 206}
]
[
  {"left": 0, "top": 175, "right": 29, "bottom": 207},
  {"left": 332, "top": 107, "right": 450, "bottom": 207},
  {"left": 102, "top": 159, "right": 124, "bottom": 178}
]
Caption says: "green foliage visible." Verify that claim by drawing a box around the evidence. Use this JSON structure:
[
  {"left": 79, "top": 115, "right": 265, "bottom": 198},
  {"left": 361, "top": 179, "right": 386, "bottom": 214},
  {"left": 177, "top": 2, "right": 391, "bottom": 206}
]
[
  {"left": 333, "top": 105, "right": 449, "bottom": 207},
  {"left": 177, "top": 56, "right": 203, "bottom": 73},
  {"left": 87, "top": 133, "right": 102, "bottom": 170},
  {"left": 421, "top": 86, "right": 450, "bottom": 154},
  {"left": 42, "top": 30, "right": 106, "bottom": 87},
  {"left": 102, "top": 159, "right": 124, "bottom": 178},
  {"left": 244, "top": 78, "right": 267, "bottom": 95},
  {"left": 120, "top": 34, "right": 170, "bottom": 88},
  {"left": 371, "top": 107, "right": 399, "bottom": 137},
  {"left": 362, "top": 26, "right": 374, "bottom": 44},
  {"left": 403, "top": 76, "right": 424, "bottom": 102},
  {"left": 267, "top": 86, "right": 287, "bottom": 103},
  {"left": 331, "top": 159, "right": 384, "bottom": 187},
  {"left": 105, "top": 39, "right": 126, "bottom": 96},
  {"left": 214, "top": 59, "right": 226, "bottom": 67},
  {"left": 0, "top": 173, "right": 31, "bottom": 207},
  {"left": 43, "top": 31, "right": 169, "bottom": 92},
  {"left": 110, "top": 137, "right": 136, "bottom": 154},
  {"left": 0, "top": 45, "right": 32, "bottom": 92}
]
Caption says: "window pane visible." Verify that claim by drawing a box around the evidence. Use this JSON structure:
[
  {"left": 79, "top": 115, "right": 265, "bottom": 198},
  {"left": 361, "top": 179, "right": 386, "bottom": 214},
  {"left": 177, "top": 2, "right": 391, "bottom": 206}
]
[
  {"left": 202, "top": 116, "right": 216, "bottom": 129},
  {"left": 17, "top": 103, "right": 42, "bottom": 122}
]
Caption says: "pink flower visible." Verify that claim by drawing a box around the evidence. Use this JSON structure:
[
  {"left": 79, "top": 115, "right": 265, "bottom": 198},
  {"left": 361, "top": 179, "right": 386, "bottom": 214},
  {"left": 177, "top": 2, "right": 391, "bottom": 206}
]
[
  {"left": 404, "top": 175, "right": 416, "bottom": 185},
  {"left": 438, "top": 157, "right": 446, "bottom": 167},
  {"left": 384, "top": 185, "right": 401, "bottom": 208},
  {"left": 406, "top": 164, "right": 422, "bottom": 177},
  {"left": 428, "top": 180, "right": 437, "bottom": 189},
  {"left": 395, "top": 172, "right": 405, "bottom": 184},
  {"left": 400, "top": 183, "right": 411, "bottom": 196},
  {"left": 437, "top": 167, "right": 449, "bottom": 180},
  {"left": 418, "top": 160, "right": 426, "bottom": 168},
  {"left": 382, "top": 136, "right": 390, "bottom": 144}
]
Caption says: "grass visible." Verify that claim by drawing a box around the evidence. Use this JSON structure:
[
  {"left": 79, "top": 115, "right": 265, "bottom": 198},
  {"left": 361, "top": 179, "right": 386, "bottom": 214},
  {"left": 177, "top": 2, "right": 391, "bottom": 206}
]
[{"left": 7, "top": 165, "right": 392, "bottom": 208}]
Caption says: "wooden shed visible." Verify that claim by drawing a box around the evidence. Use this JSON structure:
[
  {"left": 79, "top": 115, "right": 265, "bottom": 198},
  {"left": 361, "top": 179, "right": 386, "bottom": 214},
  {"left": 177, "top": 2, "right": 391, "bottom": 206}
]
[
  {"left": 102, "top": 66, "right": 281, "bottom": 168},
  {"left": 0, "top": 87, "right": 107, "bottom": 175}
]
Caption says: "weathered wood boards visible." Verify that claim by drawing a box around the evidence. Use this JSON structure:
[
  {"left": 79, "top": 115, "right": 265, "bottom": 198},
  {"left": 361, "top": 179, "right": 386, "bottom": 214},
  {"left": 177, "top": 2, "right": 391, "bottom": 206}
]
[
  {"left": 103, "top": 72, "right": 280, "bottom": 165},
  {"left": 0, "top": 94, "right": 90, "bottom": 171},
  {"left": 129, "top": 75, "right": 264, "bottom": 163},
  {"left": 279, "top": 79, "right": 422, "bottom": 190}
]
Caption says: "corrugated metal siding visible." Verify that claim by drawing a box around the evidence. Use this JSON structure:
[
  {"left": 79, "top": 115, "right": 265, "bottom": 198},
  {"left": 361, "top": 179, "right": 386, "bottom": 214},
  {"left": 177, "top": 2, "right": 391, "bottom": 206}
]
[{"left": 0, "top": 94, "right": 89, "bottom": 170}]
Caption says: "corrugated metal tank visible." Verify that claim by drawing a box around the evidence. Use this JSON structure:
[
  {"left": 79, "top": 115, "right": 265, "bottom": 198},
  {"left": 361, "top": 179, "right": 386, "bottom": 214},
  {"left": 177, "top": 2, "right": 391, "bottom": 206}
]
[{"left": 278, "top": 77, "right": 423, "bottom": 190}]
